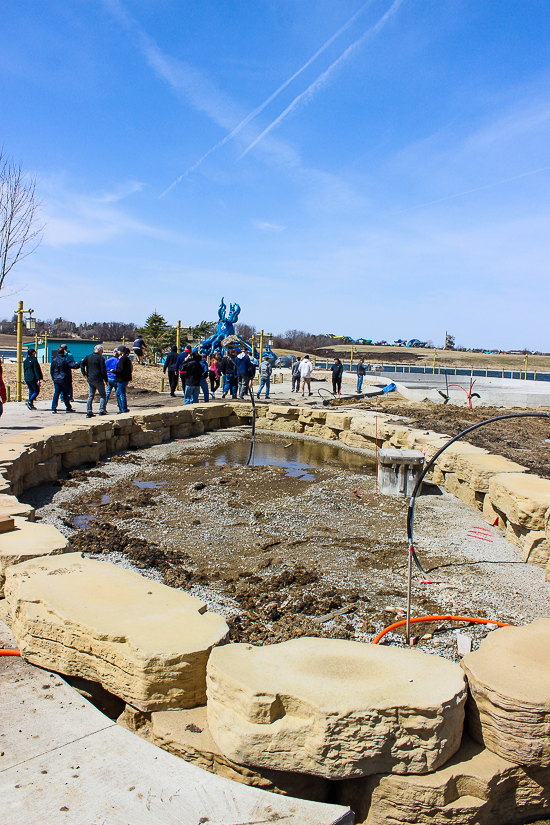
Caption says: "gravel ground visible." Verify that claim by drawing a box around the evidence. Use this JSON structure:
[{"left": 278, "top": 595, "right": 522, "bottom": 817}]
[{"left": 21, "top": 428, "right": 550, "bottom": 662}]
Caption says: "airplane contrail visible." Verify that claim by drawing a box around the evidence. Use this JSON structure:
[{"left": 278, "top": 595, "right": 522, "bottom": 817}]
[
  {"left": 239, "top": 0, "right": 406, "bottom": 159},
  {"left": 160, "top": 0, "right": 378, "bottom": 197},
  {"left": 396, "top": 165, "right": 550, "bottom": 213}
]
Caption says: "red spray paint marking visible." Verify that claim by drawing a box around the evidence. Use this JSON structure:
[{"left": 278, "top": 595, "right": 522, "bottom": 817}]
[{"left": 466, "top": 527, "right": 494, "bottom": 543}]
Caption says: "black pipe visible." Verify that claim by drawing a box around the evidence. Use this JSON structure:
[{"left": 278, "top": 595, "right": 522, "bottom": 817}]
[
  {"left": 246, "top": 385, "right": 256, "bottom": 466},
  {"left": 406, "top": 412, "right": 550, "bottom": 575}
]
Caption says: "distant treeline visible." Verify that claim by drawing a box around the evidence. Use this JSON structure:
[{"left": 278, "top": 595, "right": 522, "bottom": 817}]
[{"left": 0, "top": 316, "right": 136, "bottom": 341}]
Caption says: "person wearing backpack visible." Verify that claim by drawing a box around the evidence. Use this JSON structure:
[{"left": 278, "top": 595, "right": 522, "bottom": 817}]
[
  {"left": 236, "top": 350, "right": 255, "bottom": 399},
  {"left": 221, "top": 347, "right": 238, "bottom": 399},
  {"left": 256, "top": 355, "right": 272, "bottom": 400}
]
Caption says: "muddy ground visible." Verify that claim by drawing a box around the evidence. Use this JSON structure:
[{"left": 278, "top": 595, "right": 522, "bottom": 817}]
[{"left": 22, "top": 428, "right": 550, "bottom": 663}]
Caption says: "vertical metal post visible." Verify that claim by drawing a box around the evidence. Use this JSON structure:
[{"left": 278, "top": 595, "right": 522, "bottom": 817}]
[
  {"left": 406, "top": 543, "right": 413, "bottom": 644},
  {"left": 16, "top": 301, "right": 23, "bottom": 402},
  {"left": 176, "top": 320, "right": 181, "bottom": 351}
]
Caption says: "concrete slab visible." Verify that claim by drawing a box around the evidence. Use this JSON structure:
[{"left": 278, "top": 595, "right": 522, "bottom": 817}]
[{"left": 0, "top": 622, "right": 352, "bottom": 825}]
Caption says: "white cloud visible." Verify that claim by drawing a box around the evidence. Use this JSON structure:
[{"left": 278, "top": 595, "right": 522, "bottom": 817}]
[
  {"left": 252, "top": 220, "right": 287, "bottom": 232},
  {"left": 95, "top": 180, "right": 146, "bottom": 203}
]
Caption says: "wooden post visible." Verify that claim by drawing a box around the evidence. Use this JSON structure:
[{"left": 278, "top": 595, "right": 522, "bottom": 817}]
[
  {"left": 15, "top": 301, "right": 24, "bottom": 402},
  {"left": 176, "top": 320, "right": 181, "bottom": 351},
  {"left": 259, "top": 329, "right": 264, "bottom": 362},
  {"left": 44, "top": 330, "right": 48, "bottom": 364}
]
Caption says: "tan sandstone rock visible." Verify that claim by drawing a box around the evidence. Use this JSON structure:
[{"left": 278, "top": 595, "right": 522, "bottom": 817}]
[
  {"left": 522, "top": 531, "right": 550, "bottom": 566},
  {"left": 207, "top": 637, "right": 467, "bottom": 779},
  {"left": 461, "top": 619, "right": 550, "bottom": 765},
  {"left": 5, "top": 553, "right": 229, "bottom": 711},
  {"left": 488, "top": 473, "right": 550, "bottom": 532},
  {"left": 339, "top": 735, "right": 550, "bottom": 825},
  {"left": 0, "top": 494, "right": 35, "bottom": 521},
  {"left": 456, "top": 454, "right": 527, "bottom": 493},
  {"left": 0, "top": 517, "right": 69, "bottom": 597},
  {"left": 119, "top": 705, "right": 329, "bottom": 801}
]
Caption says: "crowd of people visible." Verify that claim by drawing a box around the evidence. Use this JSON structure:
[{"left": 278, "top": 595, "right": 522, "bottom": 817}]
[{"left": 17, "top": 336, "right": 371, "bottom": 418}]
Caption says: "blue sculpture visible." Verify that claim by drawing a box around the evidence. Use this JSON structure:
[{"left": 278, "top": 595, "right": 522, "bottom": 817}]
[{"left": 192, "top": 298, "right": 277, "bottom": 363}]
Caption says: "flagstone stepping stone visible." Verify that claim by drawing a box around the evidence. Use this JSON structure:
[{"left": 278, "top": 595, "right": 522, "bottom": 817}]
[
  {"left": 461, "top": 618, "right": 550, "bottom": 765},
  {"left": 5, "top": 552, "right": 229, "bottom": 711},
  {"left": 207, "top": 637, "right": 467, "bottom": 779}
]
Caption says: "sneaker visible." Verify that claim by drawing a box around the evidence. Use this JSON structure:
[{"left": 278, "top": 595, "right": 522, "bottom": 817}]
[
  {"left": 51, "top": 409, "right": 57, "bottom": 413},
  {"left": 98, "top": 411, "right": 107, "bottom": 416},
  {"left": 26, "top": 401, "right": 32, "bottom": 410},
  {"left": 221, "top": 393, "right": 227, "bottom": 398},
  {"left": 65, "top": 406, "right": 73, "bottom": 412},
  {"left": 309, "top": 392, "right": 313, "bottom": 396},
  {"left": 256, "top": 394, "right": 260, "bottom": 399},
  {"left": 86, "top": 412, "right": 94, "bottom": 418}
]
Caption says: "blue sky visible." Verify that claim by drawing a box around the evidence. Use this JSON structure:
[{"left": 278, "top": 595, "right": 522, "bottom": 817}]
[{"left": 1, "top": 0, "right": 549, "bottom": 349}]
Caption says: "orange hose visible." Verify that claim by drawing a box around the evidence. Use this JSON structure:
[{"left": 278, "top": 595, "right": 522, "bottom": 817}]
[
  {"left": 0, "top": 649, "right": 20, "bottom": 656},
  {"left": 372, "top": 615, "right": 513, "bottom": 645}
]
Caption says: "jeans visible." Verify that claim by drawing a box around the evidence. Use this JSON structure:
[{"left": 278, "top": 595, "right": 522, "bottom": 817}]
[
  {"left": 223, "top": 374, "right": 238, "bottom": 398},
  {"left": 168, "top": 371, "right": 178, "bottom": 395},
  {"left": 184, "top": 384, "right": 200, "bottom": 404},
  {"left": 26, "top": 380, "right": 40, "bottom": 405},
  {"left": 238, "top": 376, "right": 251, "bottom": 399},
  {"left": 116, "top": 381, "right": 129, "bottom": 412},
  {"left": 257, "top": 377, "right": 270, "bottom": 398},
  {"left": 357, "top": 374, "right": 364, "bottom": 392},
  {"left": 292, "top": 374, "right": 300, "bottom": 391},
  {"left": 87, "top": 380, "right": 106, "bottom": 414},
  {"left": 200, "top": 378, "right": 209, "bottom": 402},
  {"left": 52, "top": 381, "right": 71, "bottom": 410},
  {"left": 105, "top": 379, "right": 118, "bottom": 404},
  {"left": 332, "top": 379, "right": 342, "bottom": 395}
]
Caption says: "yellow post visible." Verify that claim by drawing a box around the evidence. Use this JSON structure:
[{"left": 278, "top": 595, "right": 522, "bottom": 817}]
[
  {"left": 524, "top": 355, "right": 528, "bottom": 379},
  {"left": 176, "top": 320, "right": 181, "bottom": 351},
  {"left": 34, "top": 331, "right": 38, "bottom": 355},
  {"left": 161, "top": 377, "right": 165, "bottom": 393},
  {"left": 15, "top": 301, "right": 24, "bottom": 402},
  {"left": 44, "top": 330, "right": 48, "bottom": 364},
  {"left": 259, "top": 329, "right": 264, "bottom": 362},
  {"left": 433, "top": 350, "right": 436, "bottom": 371}
]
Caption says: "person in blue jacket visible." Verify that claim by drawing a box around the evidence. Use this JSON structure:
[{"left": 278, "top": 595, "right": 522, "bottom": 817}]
[
  {"left": 105, "top": 349, "right": 121, "bottom": 411},
  {"left": 235, "top": 350, "right": 255, "bottom": 399}
]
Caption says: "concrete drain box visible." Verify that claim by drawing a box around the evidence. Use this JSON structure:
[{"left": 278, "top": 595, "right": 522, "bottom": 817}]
[{"left": 377, "top": 449, "right": 425, "bottom": 496}]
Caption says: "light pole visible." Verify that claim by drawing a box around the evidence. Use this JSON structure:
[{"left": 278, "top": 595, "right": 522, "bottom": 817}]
[{"left": 15, "top": 302, "right": 35, "bottom": 402}]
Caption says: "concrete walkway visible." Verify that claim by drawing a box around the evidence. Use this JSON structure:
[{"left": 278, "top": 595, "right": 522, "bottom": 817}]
[{"left": 0, "top": 617, "right": 352, "bottom": 825}]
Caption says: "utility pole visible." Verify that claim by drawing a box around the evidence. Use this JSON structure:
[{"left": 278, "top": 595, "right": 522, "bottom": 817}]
[{"left": 15, "top": 301, "right": 35, "bottom": 401}]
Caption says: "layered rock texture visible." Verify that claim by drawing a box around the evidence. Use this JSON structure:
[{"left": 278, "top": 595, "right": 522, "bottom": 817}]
[
  {"left": 5, "top": 553, "right": 229, "bottom": 710},
  {"left": 339, "top": 735, "right": 550, "bottom": 825},
  {"left": 207, "top": 638, "right": 467, "bottom": 779},
  {"left": 119, "top": 704, "right": 329, "bottom": 801},
  {"left": 461, "top": 619, "right": 550, "bottom": 765},
  {"left": 0, "top": 516, "right": 69, "bottom": 597}
]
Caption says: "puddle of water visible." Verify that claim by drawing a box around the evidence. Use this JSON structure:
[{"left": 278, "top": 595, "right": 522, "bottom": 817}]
[
  {"left": 100, "top": 494, "right": 110, "bottom": 505},
  {"left": 133, "top": 480, "right": 168, "bottom": 489},
  {"left": 185, "top": 437, "right": 373, "bottom": 480},
  {"left": 72, "top": 515, "right": 98, "bottom": 529}
]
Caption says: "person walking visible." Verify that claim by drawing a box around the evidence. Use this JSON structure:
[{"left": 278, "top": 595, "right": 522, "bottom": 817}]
[
  {"left": 330, "top": 358, "right": 344, "bottom": 396},
  {"left": 221, "top": 347, "right": 238, "bottom": 399},
  {"left": 163, "top": 345, "right": 179, "bottom": 396},
  {"left": 0, "top": 362, "right": 6, "bottom": 420},
  {"left": 236, "top": 350, "right": 255, "bottom": 399},
  {"left": 182, "top": 353, "right": 203, "bottom": 404},
  {"left": 256, "top": 355, "right": 272, "bottom": 400},
  {"left": 176, "top": 346, "right": 192, "bottom": 395},
  {"left": 208, "top": 354, "right": 220, "bottom": 398},
  {"left": 356, "top": 357, "right": 366, "bottom": 393},
  {"left": 105, "top": 349, "right": 120, "bottom": 408},
  {"left": 23, "top": 348, "right": 43, "bottom": 409},
  {"left": 81, "top": 344, "right": 108, "bottom": 418},
  {"left": 291, "top": 357, "right": 301, "bottom": 392},
  {"left": 50, "top": 346, "right": 78, "bottom": 412},
  {"left": 132, "top": 335, "right": 148, "bottom": 365},
  {"left": 115, "top": 346, "right": 132, "bottom": 412},
  {"left": 299, "top": 355, "right": 313, "bottom": 397},
  {"left": 199, "top": 353, "right": 210, "bottom": 402}
]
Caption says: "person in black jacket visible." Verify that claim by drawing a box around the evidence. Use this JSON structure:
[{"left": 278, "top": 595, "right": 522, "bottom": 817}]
[
  {"left": 330, "top": 358, "right": 344, "bottom": 396},
  {"left": 182, "top": 353, "right": 203, "bottom": 404},
  {"left": 23, "top": 348, "right": 43, "bottom": 409},
  {"left": 50, "top": 347, "right": 79, "bottom": 412},
  {"left": 81, "top": 345, "right": 108, "bottom": 417},
  {"left": 220, "top": 348, "right": 238, "bottom": 399},
  {"left": 115, "top": 347, "right": 132, "bottom": 413},
  {"left": 163, "top": 345, "right": 179, "bottom": 397}
]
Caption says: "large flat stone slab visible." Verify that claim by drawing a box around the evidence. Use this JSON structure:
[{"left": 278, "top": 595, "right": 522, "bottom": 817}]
[
  {"left": 5, "top": 552, "right": 229, "bottom": 711},
  {"left": 0, "top": 493, "right": 35, "bottom": 521},
  {"left": 207, "top": 637, "right": 467, "bottom": 779},
  {"left": 119, "top": 704, "right": 329, "bottom": 801},
  {"left": 339, "top": 735, "right": 550, "bottom": 825},
  {"left": 0, "top": 622, "right": 352, "bottom": 825},
  {"left": 488, "top": 472, "right": 550, "bottom": 531},
  {"left": 0, "top": 516, "right": 69, "bottom": 597},
  {"left": 461, "top": 618, "right": 550, "bottom": 765}
]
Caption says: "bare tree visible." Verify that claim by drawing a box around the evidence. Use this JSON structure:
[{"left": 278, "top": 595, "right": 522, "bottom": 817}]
[{"left": 0, "top": 151, "right": 44, "bottom": 291}]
